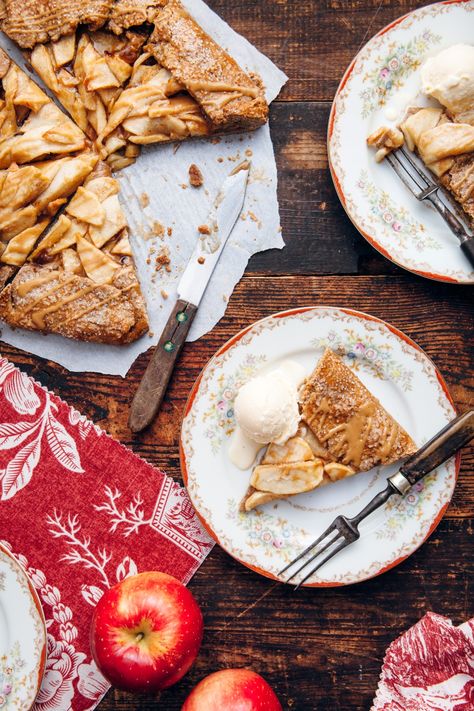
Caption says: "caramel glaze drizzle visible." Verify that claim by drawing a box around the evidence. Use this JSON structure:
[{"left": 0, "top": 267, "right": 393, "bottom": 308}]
[
  {"left": 321, "top": 401, "right": 376, "bottom": 468},
  {"left": 32, "top": 284, "right": 97, "bottom": 329},
  {"left": 17, "top": 272, "right": 60, "bottom": 297},
  {"left": 62, "top": 283, "right": 135, "bottom": 326},
  {"left": 186, "top": 80, "right": 260, "bottom": 99},
  {"left": 16, "top": 268, "right": 137, "bottom": 330}
]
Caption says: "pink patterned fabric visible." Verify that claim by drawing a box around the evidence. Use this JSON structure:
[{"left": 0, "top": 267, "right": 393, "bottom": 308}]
[
  {"left": 372, "top": 612, "right": 474, "bottom": 711},
  {"left": 0, "top": 357, "right": 214, "bottom": 711}
]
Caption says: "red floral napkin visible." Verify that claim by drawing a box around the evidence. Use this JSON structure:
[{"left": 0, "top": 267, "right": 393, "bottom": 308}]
[
  {"left": 372, "top": 612, "right": 474, "bottom": 710},
  {"left": 0, "top": 357, "right": 214, "bottom": 711}
]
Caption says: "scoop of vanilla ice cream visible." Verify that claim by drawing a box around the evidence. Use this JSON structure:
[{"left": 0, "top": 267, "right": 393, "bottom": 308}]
[
  {"left": 234, "top": 368, "right": 300, "bottom": 445},
  {"left": 421, "top": 44, "right": 474, "bottom": 125}
]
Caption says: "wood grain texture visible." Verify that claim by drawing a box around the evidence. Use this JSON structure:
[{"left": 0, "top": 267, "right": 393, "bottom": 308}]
[
  {"left": 205, "top": 0, "right": 425, "bottom": 102},
  {"left": 0, "top": 1, "right": 472, "bottom": 710}
]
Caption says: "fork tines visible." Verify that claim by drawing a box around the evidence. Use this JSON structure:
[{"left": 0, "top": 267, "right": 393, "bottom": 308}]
[
  {"left": 385, "top": 149, "right": 437, "bottom": 200},
  {"left": 278, "top": 516, "right": 357, "bottom": 590}
]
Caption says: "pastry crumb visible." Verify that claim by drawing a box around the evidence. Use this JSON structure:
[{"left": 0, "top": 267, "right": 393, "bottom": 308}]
[
  {"left": 198, "top": 224, "right": 211, "bottom": 235},
  {"left": 181, "top": 183, "right": 188, "bottom": 190},
  {"left": 245, "top": 148, "right": 253, "bottom": 157},
  {"left": 189, "top": 163, "right": 204, "bottom": 187},
  {"left": 210, "top": 137, "right": 221, "bottom": 144},
  {"left": 160, "top": 289, "right": 168, "bottom": 299},
  {"left": 167, "top": 227, "right": 173, "bottom": 236},
  {"left": 197, "top": 256, "right": 206, "bottom": 265},
  {"left": 152, "top": 220, "right": 165, "bottom": 238},
  {"left": 155, "top": 248, "right": 171, "bottom": 272},
  {"left": 223, "top": 294, "right": 228, "bottom": 302},
  {"left": 217, "top": 157, "right": 224, "bottom": 163},
  {"left": 140, "top": 192, "right": 150, "bottom": 208}
]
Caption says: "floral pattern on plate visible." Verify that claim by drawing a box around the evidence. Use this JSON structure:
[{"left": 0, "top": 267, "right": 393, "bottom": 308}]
[
  {"left": 0, "top": 545, "right": 46, "bottom": 710},
  {"left": 311, "top": 326, "right": 413, "bottom": 390},
  {"left": 202, "top": 354, "right": 267, "bottom": 454},
  {"left": 328, "top": 0, "right": 474, "bottom": 284},
  {"left": 360, "top": 30, "right": 441, "bottom": 117},
  {"left": 356, "top": 171, "right": 441, "bottom": 251},
  {"left": 181, "top": 307, "right": 458, "bottom": 587}
]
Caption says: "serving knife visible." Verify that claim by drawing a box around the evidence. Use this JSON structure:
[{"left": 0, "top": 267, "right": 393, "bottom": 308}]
[{"left": 128, "top": 161, "right": 250, "bottom": 433}]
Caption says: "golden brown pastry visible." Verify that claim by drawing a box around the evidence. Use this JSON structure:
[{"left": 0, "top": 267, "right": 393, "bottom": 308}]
[
  {"left": 0, "top": 161, "right": 148, "bottom": 343},
  {"left": 0, "top": 0, "right": 114, "bottom": 48},
  {"left": 299, "top": 349, "right": 416, "bottom": 473},
  {"left": 108, "top": 0, "right": 167, "bottom": 34},
  {"left": 147, "top": 0, "right": 268, "bottom": 131}
]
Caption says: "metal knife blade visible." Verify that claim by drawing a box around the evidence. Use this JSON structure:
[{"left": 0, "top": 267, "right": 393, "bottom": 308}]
[{"left": 177, "top": 160, "right": 250, "bottom": 306}]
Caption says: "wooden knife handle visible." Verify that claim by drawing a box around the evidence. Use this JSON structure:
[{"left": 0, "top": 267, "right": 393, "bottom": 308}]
[
  {"left": 399, "top": 410, "right": 474, "bottom": 486},
  {"left": 128, "top": 299, "right": 197, "bottom": 433}
]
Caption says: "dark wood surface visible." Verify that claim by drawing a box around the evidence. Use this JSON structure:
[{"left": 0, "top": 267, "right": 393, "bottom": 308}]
[{"left": 1, "top": 2, "right": 473, "bottom": 710}]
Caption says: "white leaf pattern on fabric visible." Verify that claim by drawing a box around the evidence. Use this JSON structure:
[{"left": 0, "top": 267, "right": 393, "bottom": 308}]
[
  {"left": 1, "top": 436, "right": 41, "bottom": 500},
  {"left": 116, "top": 556, "right": 138, "bottom": 582},
  {"left": 46, "top": 416, "right": 84, "bottom": 474},
  {"left": 81, "top": 585, "right": 104, "bottom": 606},
  {"left": 4, "top": 369, "right": 41, "bottom": 415},
  {"left": 0, "top": 420, "right": 39, "bottom": 449},
  {"left": 34, "top": 634, "right": 86, "bottom": 711},
  {"left": 77, "top": 661, "right": 109, "bottom": 703},
  {"left": 0, "top": 359, "right": 15, "bottom": 385}
]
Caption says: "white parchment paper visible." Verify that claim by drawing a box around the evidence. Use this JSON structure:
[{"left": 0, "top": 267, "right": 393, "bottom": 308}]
[{"left": 0, "top": 0, "right": 287, "bottom": 375}]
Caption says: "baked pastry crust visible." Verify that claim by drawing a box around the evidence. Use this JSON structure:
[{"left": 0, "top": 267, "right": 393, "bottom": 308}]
[
  {"left": 108, "top": 0, "right": 167, "bottom": 34},
  {"left": 0, "top": 161, "right": 148, "bottom": 343},
  {"left": 299, "top": 349, "right": 416, "bottom": 472},
  {"left": 0, "top": 0, "right": 114, "bottom": 48},
  {"left": 148, "top": 0, "right": 268, "bottom": 131}
]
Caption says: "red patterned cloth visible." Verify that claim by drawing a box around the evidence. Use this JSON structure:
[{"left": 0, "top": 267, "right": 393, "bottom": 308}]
[
  {"left": 372, "top": 612, "right": 474, "bottom": 710},
  {"left": 0, "top": 357, "right": 214, "bottom": 710}
]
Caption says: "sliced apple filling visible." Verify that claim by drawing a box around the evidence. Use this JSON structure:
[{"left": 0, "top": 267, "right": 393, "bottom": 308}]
[
  {"left": 0, "top": 153, "right": 98, "bottom": 267},
  {"left": 241, "top": 427, "right": 356, "bottom": 513}
]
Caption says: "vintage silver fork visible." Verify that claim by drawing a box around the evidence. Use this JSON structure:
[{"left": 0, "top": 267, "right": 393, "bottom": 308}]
[
  {"left": 386, "top": 148, "right": 474, "bottom": 267},
  {"left": 279, "top": 410, "right": 474, "bottom": 589}
]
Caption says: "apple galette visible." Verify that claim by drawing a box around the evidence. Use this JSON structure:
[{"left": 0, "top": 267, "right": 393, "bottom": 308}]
[
  {"left": 241, "top": 349, "right": 416, "bottom": 512},
  {"left": 2, "top": 0, "right": 268, "bottom": 168},
  {"left": 0, "top": 0, "right": 270, "bottom": 345}
]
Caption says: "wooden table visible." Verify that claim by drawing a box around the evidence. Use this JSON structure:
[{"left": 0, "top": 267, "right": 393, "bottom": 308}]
[{"left": 3, "top": 1, "right": 473, "bottom": 709}]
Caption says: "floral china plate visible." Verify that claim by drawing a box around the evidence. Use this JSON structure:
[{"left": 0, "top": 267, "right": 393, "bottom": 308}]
[
  {"left": 0, "top": 543, "right": 46, "bottom": 709},
  {"left": 328, "top": 0, "right": 474, "bottom": 284},
  {"left": 180, "top": 307, "right": 458, "bottom": 587}
]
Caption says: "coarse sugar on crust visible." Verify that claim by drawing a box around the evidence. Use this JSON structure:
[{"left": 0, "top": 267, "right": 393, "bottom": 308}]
[{"left": 299, "top": 349, "right": 416, "bottom": 473}]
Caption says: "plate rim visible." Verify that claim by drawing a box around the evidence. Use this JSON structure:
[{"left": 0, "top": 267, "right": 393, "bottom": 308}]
[
  {"left": 180, "top": 305, "right": 460, "bottom": 587},
  {"left": 327, "top": 0, "right": 474, "bottom": 286},
  {"left": 0, "top": 541, "right": 47, "bottom": 710}
]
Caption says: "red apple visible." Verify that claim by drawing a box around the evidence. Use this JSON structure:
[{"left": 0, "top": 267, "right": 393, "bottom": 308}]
[
  {"left": 90, "top": 571, "right": 203, "bottom": 692},
  {"left": 181, "top": 669, "right": 282, "bottom": 710}
]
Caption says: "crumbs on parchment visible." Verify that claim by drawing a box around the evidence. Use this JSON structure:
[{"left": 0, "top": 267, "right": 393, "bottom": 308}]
[
  {"left": 140, "top": 192, "right": 150, "bottom": 208},
  {"left": 189, "top": 163, "right": 204, "bottom": 187}
]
